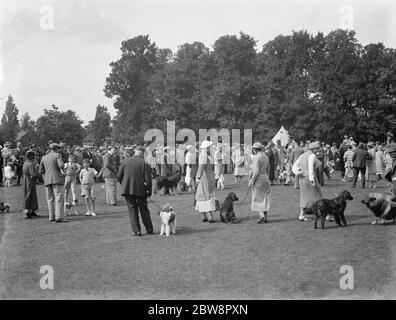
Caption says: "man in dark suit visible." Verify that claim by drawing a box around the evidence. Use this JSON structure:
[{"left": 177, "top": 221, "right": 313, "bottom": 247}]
[
  {"left": 14, "top": 142, "right": 24, "bottom": 186},
  {"left": 102, "top": 146, "right": 117, "bottom": 206},
  {"left": 39, "top": 143, "right": 68, "bottom": 222},
  {"left": 117, "top": 145, "right": 153, "bottom": 236},
  {"left": 352, "top": 142, "right": 369, "bottom": 189}
]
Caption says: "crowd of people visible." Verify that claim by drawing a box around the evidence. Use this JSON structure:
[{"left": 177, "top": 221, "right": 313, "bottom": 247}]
[{"left": 1, "top": 130, "right": 395, "bottom": 235}]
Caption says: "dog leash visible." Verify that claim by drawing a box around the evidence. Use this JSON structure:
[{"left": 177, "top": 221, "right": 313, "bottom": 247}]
[
  {"left": 236, "top": 185, "right": 252, "bottom": 208},
  {"left": 148, "top": 196, "right": 164, "bottom": 211}
]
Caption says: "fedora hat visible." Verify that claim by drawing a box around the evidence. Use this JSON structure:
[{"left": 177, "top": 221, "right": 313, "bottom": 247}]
[
  {"left": 367, "top": 142, "right": 375, "bottom": 148},
  {"left": 49, "top": 143, "right": 60, "bottom": 150},
  {"left": 200, "top": 140, "right": 213, "bottom": 149},
  {"left": 308, "top": 142, "right": 321, "bottom": 150}
]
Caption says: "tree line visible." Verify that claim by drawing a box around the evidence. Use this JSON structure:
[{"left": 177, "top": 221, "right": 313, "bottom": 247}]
[{"left": 1, "top": 29, "right": 395, "bottom": 147}]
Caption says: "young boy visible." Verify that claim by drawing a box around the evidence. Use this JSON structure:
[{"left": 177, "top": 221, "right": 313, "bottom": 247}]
[
  {"left": 64, "top": 154, "right": 81, "bottom": 214},
  {"left": 79, "top": 159, "right": 98, "bottom": 216}
]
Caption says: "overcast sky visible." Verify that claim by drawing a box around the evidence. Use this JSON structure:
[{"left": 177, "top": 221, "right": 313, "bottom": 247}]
[{"left": 0, "top": 0, "right": 395, "bottom": 124}]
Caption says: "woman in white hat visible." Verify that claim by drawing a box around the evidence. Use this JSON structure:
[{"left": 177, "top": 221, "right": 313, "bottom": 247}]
[
  {"left": 292, "top": 141, "right": 323, "bottom": 221},
  {"left": 248, "top": 142, "right": 271, "bottom": 223},
  {"left": 232, "top": 144, "right": 248, "bottom": 183},
  {"left": 195, "top": 140, "right": 216, "bottom": 222}
]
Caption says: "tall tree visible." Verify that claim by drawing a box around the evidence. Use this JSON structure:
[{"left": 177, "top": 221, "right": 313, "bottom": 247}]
[
  {"left": 0, "top": 95, "right": 19, "bottom": 142},
  {"left": 86, "top": 105, "right": 112, "bottom": 145},
  {"left": 19, "top": 112, "right": 36, "bottom": 132},
  {"left": 35, "top": 105, "right": 85, "bottom": 146},
  {"left": 104, "top": 35, "right": 160, "bottom": 143}
]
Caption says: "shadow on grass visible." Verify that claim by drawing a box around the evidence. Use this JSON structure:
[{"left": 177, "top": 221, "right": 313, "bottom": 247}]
[{"left": 176, "top": 226, "right": 219, "bottom": 235}]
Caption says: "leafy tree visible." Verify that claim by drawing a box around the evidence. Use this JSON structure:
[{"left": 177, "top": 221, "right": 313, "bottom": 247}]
[
  {"left": 19, "top": 112, "right": 36, "bottom": 132},
  {"left": 86, "top": 105, "right": 112, "bottom": 145},
  {"left": 104, "top": 35, "right": 160, "bottom": 143},
  {"left": 36, "top": 105, "right": 85, "bottom": 146},
  {"left": 0, "top": 95, "right": 19, "bottom": 142}
]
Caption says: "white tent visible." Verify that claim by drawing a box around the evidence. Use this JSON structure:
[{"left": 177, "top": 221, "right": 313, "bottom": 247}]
[{"left": 272, "top": 126, "right": 290, "bottom": 147}]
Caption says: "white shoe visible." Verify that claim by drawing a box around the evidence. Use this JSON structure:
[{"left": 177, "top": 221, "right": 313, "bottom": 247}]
[
  {"left": 85, "top": 212, "right": 92, "bottom": 216},
  {"left": 90, "top": 212, "right": 96, "bottom": 216}
]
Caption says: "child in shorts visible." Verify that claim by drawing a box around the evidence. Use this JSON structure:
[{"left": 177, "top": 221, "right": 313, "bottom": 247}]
[
  {"left": 64, "top": 155, "right": 81, "bottom": 212},
  {"left": 79, "top": 159, "right": 98, "bottom": 216}
]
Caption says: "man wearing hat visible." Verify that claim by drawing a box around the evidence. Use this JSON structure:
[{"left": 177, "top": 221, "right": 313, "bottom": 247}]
[
  {"left": 117, "top": 145, "right": 153, "bottom": 236},
  {"left": 351, "top": 143, "right": 369, "bottom": 189},
  {"left": 384, "top": 143, "right": 396, "bottom": 195},
  {"left": 39, "top": 143, "right": 67, "bottom": 222},
  {"left": 102, "top": 145, "right": 117, "bottom": 206},
  {"left": 292, "top": 141, "right": 323, "bottom": 221}
]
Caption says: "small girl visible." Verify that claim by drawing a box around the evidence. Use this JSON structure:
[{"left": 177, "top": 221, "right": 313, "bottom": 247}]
[
  {"left": 79, "top": 159, "right": 98, "bottom": 216},
  {"left": 4, "top": 162, "right": 15, "bottom": 187}
]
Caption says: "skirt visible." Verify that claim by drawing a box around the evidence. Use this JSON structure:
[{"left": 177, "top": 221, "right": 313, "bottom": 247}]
[
  {"left": 195, "top": 197, "right": 216, "bottom": 212},
  {"left": 299, "top": 175, "right": 322, "bottom": 208},
  {"left": 251, "top": 175, "right": 271, "bottom": 212}
]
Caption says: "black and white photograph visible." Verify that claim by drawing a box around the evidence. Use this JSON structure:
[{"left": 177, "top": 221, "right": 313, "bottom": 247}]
[{"left": 0, "top": 0, "right": 396, "bottom": 304}]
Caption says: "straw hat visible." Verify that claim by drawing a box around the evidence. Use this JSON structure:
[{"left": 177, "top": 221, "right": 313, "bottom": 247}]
[
  {"left": 308, "top": 142, "right": 321, "bottom": 150},
  {"left": 252, "top": 142, "right": 264, "bottom": 149},
  {"left": 200, "top": 140, "right": 213, "bottom": 149}
]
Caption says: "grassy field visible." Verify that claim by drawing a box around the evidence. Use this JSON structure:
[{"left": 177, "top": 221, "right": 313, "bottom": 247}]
[{"left": 0, "top": 174, "right": 395, "bottom": 299}]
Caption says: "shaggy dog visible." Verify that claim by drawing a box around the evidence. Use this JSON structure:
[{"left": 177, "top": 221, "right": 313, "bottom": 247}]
[
  {"left": 303, "top": 190, "right": 353, "bottom": 229},
  {"left": 159, "top": 203, "right": 177, "bottom": 236},
  {"left": 361, "top": 192, "right": 396, "bottom": 225},
  {"left": 0, "top": 202, "right": 10, "bottom": 214},
  {"left": 154, "top": 171, "right": 182, "bottom": 196},
  {"left": 64, "top": 201, "right": 79, "bottom": 216},
  {"left": 220, "top": 192, "right": 240, "bottom": 223},
  {"left": 217, "top": 174, "right": 225, "bottom": 190}
]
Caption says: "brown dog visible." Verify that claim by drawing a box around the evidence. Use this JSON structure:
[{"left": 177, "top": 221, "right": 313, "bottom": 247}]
[
  {"left": 361, "top": 192, "right": 396, "bottom": 224},
  {"left": 220, "top": 192, "right": 240, "bottom": 223}
]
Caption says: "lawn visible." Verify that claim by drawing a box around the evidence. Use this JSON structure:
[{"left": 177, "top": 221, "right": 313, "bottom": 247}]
[{"left": 0, "top": 174, "right": 395, "bottom": 299}]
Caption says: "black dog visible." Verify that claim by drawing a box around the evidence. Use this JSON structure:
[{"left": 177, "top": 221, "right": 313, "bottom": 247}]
[
  {"left": 303, "top": 190, "right": 353, "bottom": 229},
  {"left": 154, "top": 171, "right": 182, "bottom": 195},
  {"left": 220, "top": 192, "right": 240, "bottom": 223}
]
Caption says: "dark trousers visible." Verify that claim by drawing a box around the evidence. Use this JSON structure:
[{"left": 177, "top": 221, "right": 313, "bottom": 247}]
[
  {"left": 125, "top": 195, "right": 153, "bottom": 233},
  {"left": 353, "top": 167, "right": 366, "bottom": 188},
  {"left": 316, "top": 166, "right": 325, "bottom": 186}
]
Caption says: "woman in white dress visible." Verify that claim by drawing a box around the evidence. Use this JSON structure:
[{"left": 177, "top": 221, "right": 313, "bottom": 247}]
[
  {"left": 232, "top": 146, "right": 247, "bottom": 183},
  {"left": 248, "top": 142, "right": 271, "bottom": 224},
  {"left": 195, "top": 141, "right": 217, "bottom": 223},
  {"left": 375, "top": 145, "right": 386, "bottom": 182}
]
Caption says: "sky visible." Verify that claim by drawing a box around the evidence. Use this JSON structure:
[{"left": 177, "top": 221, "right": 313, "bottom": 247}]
[{"left": 0, "top": 0, "right": 395, "bottom": 124}]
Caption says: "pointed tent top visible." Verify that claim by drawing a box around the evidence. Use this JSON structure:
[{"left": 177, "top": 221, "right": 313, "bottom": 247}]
[{"left": 272, "top": 126, "right": 290, "bottom": 147}]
